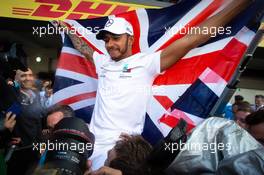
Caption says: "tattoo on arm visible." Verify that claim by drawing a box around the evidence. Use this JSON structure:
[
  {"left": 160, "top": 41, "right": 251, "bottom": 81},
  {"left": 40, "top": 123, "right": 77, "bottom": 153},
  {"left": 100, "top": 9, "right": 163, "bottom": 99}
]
[{"left": 68, "top": 33, "right": 94, "bottom": 62}]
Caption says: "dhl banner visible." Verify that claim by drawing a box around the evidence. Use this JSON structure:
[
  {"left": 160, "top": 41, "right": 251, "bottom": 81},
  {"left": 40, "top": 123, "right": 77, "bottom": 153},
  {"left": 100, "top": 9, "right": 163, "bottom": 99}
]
[
  {"left": 0, "top": 0, "right": 263, "bottom": 47},
  {"left": 0, "top": 0, "right": 158, "bottom": 21}
]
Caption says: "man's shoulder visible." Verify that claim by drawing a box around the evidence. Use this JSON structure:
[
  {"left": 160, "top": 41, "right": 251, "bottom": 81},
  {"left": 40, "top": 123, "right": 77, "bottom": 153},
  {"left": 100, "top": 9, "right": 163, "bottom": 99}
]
[
  {"left": 93, "top": 51, "right": 110, "bottom": 59},
  {"left": 93, "top": 51, "right": 111, "bottom": 66},
  {"left": 128, "top": 51, "right": 160, "bottom": 61}
]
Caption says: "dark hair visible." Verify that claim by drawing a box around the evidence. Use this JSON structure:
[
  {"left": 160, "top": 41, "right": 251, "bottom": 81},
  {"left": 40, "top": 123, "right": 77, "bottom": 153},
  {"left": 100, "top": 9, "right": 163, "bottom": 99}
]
[
  {"left": 47, "top": 104, "right": 75, "bottom": 118},
  {"left": 255, "top": 95, "right": 264, "bottom": 99},
  {"left": 45, "top": 84, "right": 52, "bottom": 90},
  {"left": 236, "top": 101, "right": 253, "bottom": 113},
  {"left": 234, "top": 95, "right": 244, "bottom": 102},
  {"left": 109, "top": 135, "right": 152, "bottom": 175},
  {"left": 245, "top": 110, "right": 264, "bottom": 125}
]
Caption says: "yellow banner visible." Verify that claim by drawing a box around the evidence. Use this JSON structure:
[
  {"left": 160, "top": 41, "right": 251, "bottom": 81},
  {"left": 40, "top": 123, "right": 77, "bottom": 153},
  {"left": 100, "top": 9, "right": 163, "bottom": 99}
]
[
  {"left": 0, "top": 0, "right": 158, "bottom": 21},
  {"left": 1, "top": 0, "right": 263, "bottom": 47}
]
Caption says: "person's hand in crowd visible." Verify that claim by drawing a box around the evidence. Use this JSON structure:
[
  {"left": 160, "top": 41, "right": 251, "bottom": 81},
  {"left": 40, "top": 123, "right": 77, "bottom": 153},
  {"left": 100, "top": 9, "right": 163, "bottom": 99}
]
[
  {"left": 6, "top": 78, "right": 14, "bottom": 86},
  {"left": 83, "top": 160, "right": 92, "bottom": 175},
  {"left": 4, "top": 112, "right": 16, "bottom": 132},
  {"left": 89, "top": 166, "right": 122, "bottom": 175},
  {"left": 42, "top": 81, "right": 50, "bottom": 89},
  {"left": 10, "top": 137, "right": 21, "bottom": 145}
]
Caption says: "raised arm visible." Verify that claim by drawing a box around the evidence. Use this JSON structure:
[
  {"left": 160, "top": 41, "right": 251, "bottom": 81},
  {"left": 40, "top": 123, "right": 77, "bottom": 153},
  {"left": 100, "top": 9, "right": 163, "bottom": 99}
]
[
  {"left": 160, "top": 0, "right": 252, "bottom": 72},
  {"left": 58, "top": 21, "right": 95, "bottom": 63}
]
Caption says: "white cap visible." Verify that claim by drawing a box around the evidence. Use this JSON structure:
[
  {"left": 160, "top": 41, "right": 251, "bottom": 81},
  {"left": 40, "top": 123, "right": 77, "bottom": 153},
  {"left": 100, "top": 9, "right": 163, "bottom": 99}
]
[{"left": 96, "top": 17, "right": 134, "bottom": 40}]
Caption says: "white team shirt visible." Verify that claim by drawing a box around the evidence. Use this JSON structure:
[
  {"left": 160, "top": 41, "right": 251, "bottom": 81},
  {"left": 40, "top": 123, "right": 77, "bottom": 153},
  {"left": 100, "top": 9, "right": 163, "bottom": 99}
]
[{"left": 90, "top": 51, "right": 161, "bottom": 143}]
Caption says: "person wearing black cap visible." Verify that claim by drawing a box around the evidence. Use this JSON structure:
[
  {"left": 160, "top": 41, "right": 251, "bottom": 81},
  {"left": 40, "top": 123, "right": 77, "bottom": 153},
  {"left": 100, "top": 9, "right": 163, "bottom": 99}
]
[{"left": 59, "top": 0, "right": 253, "bottom": 170}]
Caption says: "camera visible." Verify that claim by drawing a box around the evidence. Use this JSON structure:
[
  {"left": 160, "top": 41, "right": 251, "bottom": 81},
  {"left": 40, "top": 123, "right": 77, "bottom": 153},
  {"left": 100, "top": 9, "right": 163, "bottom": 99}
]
[
  {"left": 146, "top": 119, "right": 188, "bottom": 174},
  {"left": 38, "top": 117, "right": 95, "bottom": 175}
]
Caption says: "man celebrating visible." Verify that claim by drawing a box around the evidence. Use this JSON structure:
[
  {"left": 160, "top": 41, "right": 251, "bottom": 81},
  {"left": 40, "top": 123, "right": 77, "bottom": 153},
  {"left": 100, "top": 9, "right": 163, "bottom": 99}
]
[{"left": 61, "top": 0, "right": 253, "bottom": 170}]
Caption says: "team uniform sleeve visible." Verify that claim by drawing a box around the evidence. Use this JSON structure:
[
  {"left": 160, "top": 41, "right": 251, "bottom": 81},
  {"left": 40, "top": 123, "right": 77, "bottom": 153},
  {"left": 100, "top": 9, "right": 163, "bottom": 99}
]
[{"left": 142, "top": 50, "right": 162, "bottom": 77}]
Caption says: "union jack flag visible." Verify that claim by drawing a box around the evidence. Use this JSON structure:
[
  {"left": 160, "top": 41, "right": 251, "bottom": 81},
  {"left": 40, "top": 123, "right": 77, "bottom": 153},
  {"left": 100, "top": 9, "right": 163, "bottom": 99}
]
[{"left": 53, "top": 0, "right": 264, "bottom": 144}]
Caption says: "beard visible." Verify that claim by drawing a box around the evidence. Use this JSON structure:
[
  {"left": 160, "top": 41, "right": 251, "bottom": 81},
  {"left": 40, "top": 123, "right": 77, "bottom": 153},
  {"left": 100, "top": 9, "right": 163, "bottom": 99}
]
[{"left": 107, "top": 36, "right": 130, "bottom": 61}]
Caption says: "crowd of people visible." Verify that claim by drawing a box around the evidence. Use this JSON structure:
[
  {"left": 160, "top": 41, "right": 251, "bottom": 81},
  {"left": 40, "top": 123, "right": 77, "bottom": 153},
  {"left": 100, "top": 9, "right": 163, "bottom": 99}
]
[
  {"left": 0, "top": 67, "right": 263, "bottom": 175},
  {"left": 225, "top": 95, "right": 264, "bottom": 130},
  {"left": 0, "top": 68, "right": 53, "bottom": 174},
  {"left": 0, "top": 67, "right": 156, "bottom": 175}
]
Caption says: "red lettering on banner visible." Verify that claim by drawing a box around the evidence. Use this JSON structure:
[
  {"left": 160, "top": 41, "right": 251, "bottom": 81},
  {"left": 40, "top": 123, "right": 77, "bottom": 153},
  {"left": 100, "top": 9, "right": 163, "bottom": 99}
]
[
  {"left": 110, "top": 5, "right": 130, "bottom": 15},
  {"left": 32, "top": 0, "right": 72, "bottom": 18},
  {"left": 73, "top": 2, "right": 111, "bottom": 14}
]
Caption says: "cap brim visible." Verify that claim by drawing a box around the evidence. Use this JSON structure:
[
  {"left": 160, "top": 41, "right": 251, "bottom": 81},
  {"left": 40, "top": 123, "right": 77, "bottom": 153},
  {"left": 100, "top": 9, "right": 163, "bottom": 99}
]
[
  {"left": 96, "top": 30, "right": 108, "bottom": 40},
  {"left": 96, "top": 30, "right": 126, "bottom": 40}
]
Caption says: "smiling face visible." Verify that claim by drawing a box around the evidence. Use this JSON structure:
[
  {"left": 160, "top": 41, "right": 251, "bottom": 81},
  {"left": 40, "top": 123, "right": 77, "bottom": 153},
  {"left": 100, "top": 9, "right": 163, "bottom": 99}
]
[
  {"left": 15, "top": 68, "right": 34, "bottom": 90},
  {"left": 103, "top": 33, "right": 134, "bottom": 61},
  {"left": 255, "top": 97, "right": 264, "bottom": 108}
]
